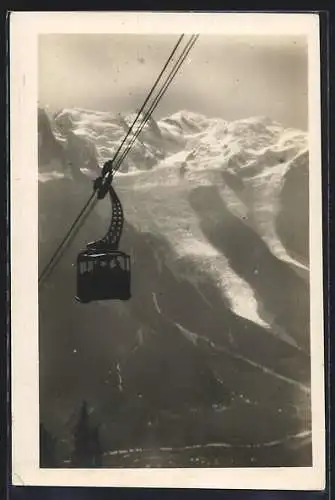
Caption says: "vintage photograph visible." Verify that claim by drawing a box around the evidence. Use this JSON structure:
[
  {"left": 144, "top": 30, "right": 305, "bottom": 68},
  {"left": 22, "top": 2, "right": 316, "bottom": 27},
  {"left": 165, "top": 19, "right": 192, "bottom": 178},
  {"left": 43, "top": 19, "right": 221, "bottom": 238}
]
[{"left": 11, "top": 12, "right": 325, "bottom": 489}]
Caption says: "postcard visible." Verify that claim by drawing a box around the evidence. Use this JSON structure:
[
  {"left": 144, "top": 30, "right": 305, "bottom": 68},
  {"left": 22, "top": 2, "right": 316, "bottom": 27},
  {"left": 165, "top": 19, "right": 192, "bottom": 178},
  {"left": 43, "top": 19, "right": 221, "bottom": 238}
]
[{"left": 10, "top": 11, "right": 325, "bottom": 489}]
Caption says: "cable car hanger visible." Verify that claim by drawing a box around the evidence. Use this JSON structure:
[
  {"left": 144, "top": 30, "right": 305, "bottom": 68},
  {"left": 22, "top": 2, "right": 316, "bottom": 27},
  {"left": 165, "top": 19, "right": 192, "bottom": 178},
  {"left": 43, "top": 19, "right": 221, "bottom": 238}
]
[
  {"left": 38, "top": 34, "right": 199, "bottom": 303},
  {"left": 75, "top": 162, "right": 131, "bottom": 303}
]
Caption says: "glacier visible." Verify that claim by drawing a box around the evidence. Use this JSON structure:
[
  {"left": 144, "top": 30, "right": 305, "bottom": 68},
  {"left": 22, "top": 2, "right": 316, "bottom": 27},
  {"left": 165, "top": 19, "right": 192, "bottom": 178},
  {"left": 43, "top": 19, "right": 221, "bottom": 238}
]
[{"left": 38, "top": 105, "right": 311, "bottom": 468}]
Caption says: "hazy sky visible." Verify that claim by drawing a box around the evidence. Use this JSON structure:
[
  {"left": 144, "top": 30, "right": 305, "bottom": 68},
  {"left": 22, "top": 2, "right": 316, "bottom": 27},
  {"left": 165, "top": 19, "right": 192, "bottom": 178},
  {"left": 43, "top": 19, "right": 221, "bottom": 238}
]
[{"left": 39, "top": 34, "right": 308, "bottom": 129}]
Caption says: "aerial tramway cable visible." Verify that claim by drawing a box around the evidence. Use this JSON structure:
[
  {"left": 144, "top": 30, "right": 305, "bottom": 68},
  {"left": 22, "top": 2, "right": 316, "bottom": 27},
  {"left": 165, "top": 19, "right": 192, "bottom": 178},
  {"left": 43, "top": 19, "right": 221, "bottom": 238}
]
[
  {"left": 38, "top": 34, "right": 199, "bottom": 289},
  {"left": 92, "top": 35, "right": 199, "bottom": 193},
  {"left": 39, "top": 35, "right": 198, "bottom": 289},
  {"left": 38, "top": 34, "right": 185, "bottom": 287},
  {"left": 112, "top": 35, "right": 199, "bottom": 175},
  {"left": 105, "top": 35, "right": 199, "bottom": 178}
]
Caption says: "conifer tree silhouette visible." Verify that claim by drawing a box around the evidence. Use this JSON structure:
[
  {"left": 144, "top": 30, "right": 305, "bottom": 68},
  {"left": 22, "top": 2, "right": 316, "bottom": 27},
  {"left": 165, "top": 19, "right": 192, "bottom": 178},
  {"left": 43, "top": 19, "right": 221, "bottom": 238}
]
[
  {"left": 91, "top": 425, "right": 103, "bottom": 467},
  {"left": 71, "top": 400, "right": 103, "bottom": 467},
  {"left": 40, "top": 422, "right": 57, "bottom": 467}
]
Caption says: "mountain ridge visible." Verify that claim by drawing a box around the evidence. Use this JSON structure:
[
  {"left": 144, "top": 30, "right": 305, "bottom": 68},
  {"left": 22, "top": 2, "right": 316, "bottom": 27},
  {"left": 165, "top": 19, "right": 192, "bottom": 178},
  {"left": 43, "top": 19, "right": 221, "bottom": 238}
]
[{"left": 38, "top": 105, "right": 311, "bottom": 467}]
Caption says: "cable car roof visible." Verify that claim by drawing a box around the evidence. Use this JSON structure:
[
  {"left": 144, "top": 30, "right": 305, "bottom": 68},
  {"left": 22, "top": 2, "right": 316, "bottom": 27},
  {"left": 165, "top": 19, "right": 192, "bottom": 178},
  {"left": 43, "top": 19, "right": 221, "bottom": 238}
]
[{"left": 77, "top": 250, "right": 129, "bottom": 259}]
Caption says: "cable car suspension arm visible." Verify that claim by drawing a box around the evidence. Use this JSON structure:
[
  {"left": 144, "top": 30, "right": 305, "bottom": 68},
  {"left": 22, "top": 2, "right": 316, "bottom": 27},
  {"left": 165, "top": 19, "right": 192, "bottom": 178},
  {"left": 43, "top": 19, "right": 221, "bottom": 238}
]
[{"left": 86, "top": 172, "right": 124, "bottom": 252}]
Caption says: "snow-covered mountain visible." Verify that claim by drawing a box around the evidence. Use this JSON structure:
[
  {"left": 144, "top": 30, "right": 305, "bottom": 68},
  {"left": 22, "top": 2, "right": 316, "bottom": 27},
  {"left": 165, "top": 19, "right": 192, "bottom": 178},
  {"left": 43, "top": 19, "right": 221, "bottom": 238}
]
[{"left": 38, "top": 106, "right": 311, "bottom": 468}]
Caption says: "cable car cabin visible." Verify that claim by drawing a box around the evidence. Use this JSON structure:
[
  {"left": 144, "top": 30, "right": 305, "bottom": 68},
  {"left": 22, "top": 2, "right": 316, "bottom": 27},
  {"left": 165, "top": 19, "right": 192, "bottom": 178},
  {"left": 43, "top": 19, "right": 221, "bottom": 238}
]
[{"left": 76, "top": 250, "right": 131, "bottom": 303}]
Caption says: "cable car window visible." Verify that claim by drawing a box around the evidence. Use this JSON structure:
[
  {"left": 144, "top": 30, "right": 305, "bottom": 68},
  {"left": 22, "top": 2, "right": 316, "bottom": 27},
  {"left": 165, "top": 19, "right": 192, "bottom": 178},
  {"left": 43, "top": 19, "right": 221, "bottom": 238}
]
[{"left": 115, "top": 259, "right": 124, "bottom": 270}]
